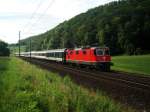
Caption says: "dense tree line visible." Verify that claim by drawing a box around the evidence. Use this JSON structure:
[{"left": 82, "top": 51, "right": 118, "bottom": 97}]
[
  {"left": 0, "top": 40, "right": 10, "bottom": 56},
  {"left": 21, "top": 0, "right": 150, "bottom": 55}
]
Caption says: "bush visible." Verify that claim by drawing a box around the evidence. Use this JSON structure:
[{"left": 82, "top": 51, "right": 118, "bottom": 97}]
[{"left": 0, "top": 41, "right": 10, "bottom": 56}]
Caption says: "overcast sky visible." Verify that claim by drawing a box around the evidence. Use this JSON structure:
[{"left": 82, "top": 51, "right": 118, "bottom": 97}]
[{"left": 0, "top": 0, "right": 115, "bottom": 44}]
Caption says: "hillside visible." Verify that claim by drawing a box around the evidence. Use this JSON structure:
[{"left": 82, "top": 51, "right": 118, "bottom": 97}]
[{"left": 20, "top": 0, "right": 150, "bottom": 55}]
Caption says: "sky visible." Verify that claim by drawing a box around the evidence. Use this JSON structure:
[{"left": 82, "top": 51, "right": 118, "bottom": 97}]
[{"left": 0, "top": 0, "right": 115, "bottom": 44}]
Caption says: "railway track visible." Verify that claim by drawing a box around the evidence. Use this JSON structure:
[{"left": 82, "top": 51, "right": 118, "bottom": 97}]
[
  {"left": 64, "top": 67, "right": 150, "bottom": 92},
  {"left": 28, "top": 57, "right": 150, "bottom": 92},
  {"left": 21, "top": 57, "right": 150, "bottom": 111}
]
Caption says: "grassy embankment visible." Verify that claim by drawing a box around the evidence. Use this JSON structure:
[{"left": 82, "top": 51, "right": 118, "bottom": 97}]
[
  {"left": 112, "top": 54, "right": 150, "bottom": 76},
  {"left": 0, "top": 57, "right": 133, "bottom": 112}
]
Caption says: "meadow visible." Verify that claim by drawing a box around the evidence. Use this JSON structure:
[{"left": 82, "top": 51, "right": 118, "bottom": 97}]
[
  {"left": 112, "top": 54, "right": 150, "bottom": 76},
  {"left": 0, "top": 57, "right": 134, "bottom": 112}
]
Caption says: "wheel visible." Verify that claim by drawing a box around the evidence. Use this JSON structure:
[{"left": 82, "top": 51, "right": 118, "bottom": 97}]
[{"left": 102, "top": 63, "right": 110, "bottom": 72}]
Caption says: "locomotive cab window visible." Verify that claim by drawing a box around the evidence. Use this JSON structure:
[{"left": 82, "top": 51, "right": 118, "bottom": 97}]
[
  {"left": 105, "top": 49, "right": 110, "bottom": 55},
  {"left": 95, "top": 49, "right": 104, "bottom": 55}
]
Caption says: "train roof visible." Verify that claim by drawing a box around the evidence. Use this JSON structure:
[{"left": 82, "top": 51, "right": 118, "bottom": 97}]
[
  {"left": 67, "top": 47, "right": 109, "bottom": 50},
  {"left": 17, "top": 47, "right": 109, "bottom": 54},
  {"left": 18, "top": 49, "right": 66, "bottom": 54},
  {"left": 46, "top": 49, "right": 66, "bottom": 53}
]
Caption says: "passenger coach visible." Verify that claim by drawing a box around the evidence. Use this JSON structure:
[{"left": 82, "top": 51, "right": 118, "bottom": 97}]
[{"left": 17, "top": 49, "right": 66, "bottom": 62}]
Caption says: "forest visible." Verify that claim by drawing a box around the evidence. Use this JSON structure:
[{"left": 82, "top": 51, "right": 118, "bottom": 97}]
[{"left": 19, "top": 0, "right": 150, "bottom": 55}]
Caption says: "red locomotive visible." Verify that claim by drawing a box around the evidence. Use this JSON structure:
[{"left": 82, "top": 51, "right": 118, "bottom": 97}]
[
  {"left": 66, "top": 47, "right": 111, "bottom": 71},
  {"left": 18, "top": 47, "right": 111, "bottom": 71}
]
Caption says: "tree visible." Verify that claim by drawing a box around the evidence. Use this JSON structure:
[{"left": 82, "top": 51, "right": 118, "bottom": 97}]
[{"left": 0, "top": 40, "right": 10, "bottom": 56}]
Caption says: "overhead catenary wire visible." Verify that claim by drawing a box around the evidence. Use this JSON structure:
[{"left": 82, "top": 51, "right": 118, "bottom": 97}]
[
  {"left": 22, "top": 0, "right": 44, "bottom": 33},
  {"left": 24, "top": 0, "right": 55, "bottom": 36}
]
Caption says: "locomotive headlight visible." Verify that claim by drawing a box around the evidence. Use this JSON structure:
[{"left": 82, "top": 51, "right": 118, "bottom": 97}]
[{"left": 103, "top": 56, "right": 106, "bottom": 60}]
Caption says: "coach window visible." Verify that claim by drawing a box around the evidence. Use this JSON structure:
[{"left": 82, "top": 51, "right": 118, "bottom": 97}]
[
  {"left": 51, "top": 53, "right": 53, "bottom": 57},
  {"left": 60, "top": 52, "right": 62, "bottom": 58},
  {"left": 59, "top": 52, "right": 61, "bottom": 58},
  {"left": 57, "top": 53, "right": 59, "bottom": 58},
  {"left": 58, "top": 52, "right": 61, "bottom": 58},
  {"left": 49, "top": 53, "right": 52, "bottom": 57},
  {"left": 47, "top": 53, "right": 49, "bottom": 57},
  {"left": 61, "top": 52, "right": 63, "bottom": 57},
  {"left": 55, "top": 53, "right": 57, "bottom": 58},
  {"left": 58, "top": 53, "right": 60, "bottom": 58}
]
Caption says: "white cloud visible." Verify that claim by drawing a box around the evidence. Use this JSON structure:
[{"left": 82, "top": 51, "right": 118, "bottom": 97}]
[{"left": 0, "top": 0, "right": 116, "bottom": 43}]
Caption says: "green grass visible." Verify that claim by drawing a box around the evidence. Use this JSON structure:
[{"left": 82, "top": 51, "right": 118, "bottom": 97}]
[
  {"left": 112, "top": 54, "right": 150, "bottom": 76},
  {"left": 0, "top": 57, "right": 134, "bottom": 112}
]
